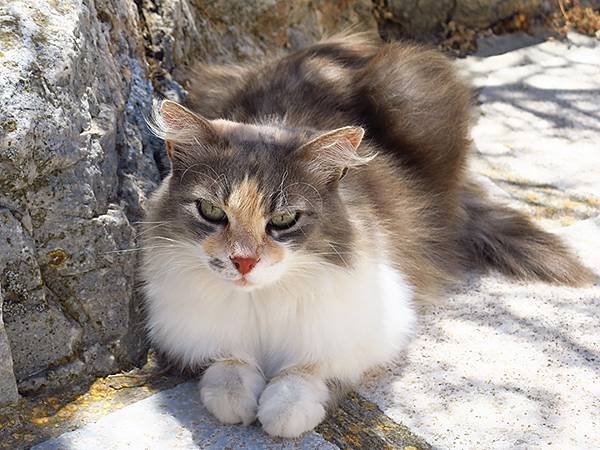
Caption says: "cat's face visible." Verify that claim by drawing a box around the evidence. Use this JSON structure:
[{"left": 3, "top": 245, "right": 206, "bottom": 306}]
[
  {"left": 147, "top": 100, "right": 368, "bottom": 291},
  {"left": 170, "top": 172, "right": 315, "bottom": 290}
]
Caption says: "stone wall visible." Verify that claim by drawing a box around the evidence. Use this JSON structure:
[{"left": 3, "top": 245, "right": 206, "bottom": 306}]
[
  {"left": 0, "top": 0, "right": 588, "bottom": 405},
  {"left": 0, "top": 0, "right": 160, "bottom": 401},
  {"left": 0, "top": 286, "right": 18, "bottom": 405},
  {"left": 377, "top": 0, "right": 545, "bottom": 39}
]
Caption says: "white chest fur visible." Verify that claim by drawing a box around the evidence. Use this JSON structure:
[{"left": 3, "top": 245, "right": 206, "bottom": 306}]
[{"left": 143, "top": 256, "right": 416, "bottom": 383}]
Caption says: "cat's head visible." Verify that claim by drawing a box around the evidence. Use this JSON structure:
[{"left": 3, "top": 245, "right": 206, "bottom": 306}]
[{"left": 145, "top": 100, "right": 371, "bottom": 291}]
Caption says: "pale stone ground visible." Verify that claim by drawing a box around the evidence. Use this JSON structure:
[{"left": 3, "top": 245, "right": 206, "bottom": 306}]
[
  {"left": 466, "top": 32, "right": 600, "bottom": 229},
  {"left": 359, "top": 219, "right": 600, "bottom": 449},
  {"left": 34, "top": 383, "right": 336, "bottom": 450},
  {"left": 34, "top": 33, "right": 600, "bottom": 449}
]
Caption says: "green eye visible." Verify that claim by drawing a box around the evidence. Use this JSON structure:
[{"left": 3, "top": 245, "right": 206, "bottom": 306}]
[
  {"left": 197, "top": 199, "right": 227, "bottom": 223},
  {"left": 269, "top": 212, "right": 299, "bottom": 229}
]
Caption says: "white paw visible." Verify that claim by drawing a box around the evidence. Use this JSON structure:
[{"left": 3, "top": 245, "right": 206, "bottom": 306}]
[
  {"left": 258, "top": 374, "right": 329, "bottom": 438},
  {"left": 199, "top": 361, "right": 266, "bottom": 425}
]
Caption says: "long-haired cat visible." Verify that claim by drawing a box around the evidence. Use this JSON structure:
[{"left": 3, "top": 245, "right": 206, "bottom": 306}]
[{"left": 141, "top": 33, "right": 593, "bottom": 438}]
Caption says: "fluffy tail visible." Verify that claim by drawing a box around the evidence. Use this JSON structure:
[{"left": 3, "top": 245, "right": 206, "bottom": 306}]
[{"left": 459, "top": 181, "right": 595, "bottom": 286}]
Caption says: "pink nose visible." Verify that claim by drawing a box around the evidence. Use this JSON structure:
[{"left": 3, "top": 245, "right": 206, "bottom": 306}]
[{"left": 231, "top": 256, "right": 259, "bottom": 275}]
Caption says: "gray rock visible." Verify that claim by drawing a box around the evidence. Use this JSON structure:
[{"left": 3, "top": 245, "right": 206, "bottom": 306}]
[
  {"left": 382, "top": 0, "right": 550, "bottom": 39},
  {"left": 0, "top": 208, "right": 82, "bottom": 383},
  {"left": 453, "top": 0, "right": 543, "bottom": 29},
  {"left": 383, "top": 0, "right": 455, "bottom": 39},
  {"left": 0, "top": 285, "right": 19, "bottom": 405},
  {"left": 0, "top": 0, "right": 161, "bottom": 399},
  {"left": 140, "top": 0, "right": 377, "bottom": 89}
]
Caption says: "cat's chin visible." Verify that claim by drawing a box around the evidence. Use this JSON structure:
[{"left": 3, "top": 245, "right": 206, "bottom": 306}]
[{"left": 231, "top": 277, "right": 264, "bottom": 292}]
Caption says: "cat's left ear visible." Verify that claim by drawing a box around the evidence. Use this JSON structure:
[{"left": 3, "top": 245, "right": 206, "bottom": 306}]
[
  {"left": 149, "top": 99, "right": 218, "bottom": 160},
  {"left": 297, "top": 126, "right": 371, "bottom": 184}
]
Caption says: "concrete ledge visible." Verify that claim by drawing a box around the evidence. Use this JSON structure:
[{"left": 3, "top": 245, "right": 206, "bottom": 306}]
[{"left": 31, "top": 382, "right": 430, "bottom": 450}]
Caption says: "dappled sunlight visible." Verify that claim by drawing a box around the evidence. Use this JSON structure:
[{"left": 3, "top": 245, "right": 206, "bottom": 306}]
[
  {"left": 359, "top": 219, "right": 600, "bottom": 448},
  {"left": 464, "top": 33, "right": 600, "bottom": 229},
  {"left": 358, "top": 33, "right": 600, "bottom": 447}
]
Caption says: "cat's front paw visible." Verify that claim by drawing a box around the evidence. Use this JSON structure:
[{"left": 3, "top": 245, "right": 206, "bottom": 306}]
[
  {"left": 257, "top": 374, "right": 330, "bottom": 438},
  {"left": 200, "top": 361, "right": 266, "bottom": 425}
]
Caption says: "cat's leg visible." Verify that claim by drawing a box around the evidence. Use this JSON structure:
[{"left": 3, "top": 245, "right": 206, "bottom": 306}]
[
  {"left": 257, "top": 368, "right": 330, "bottom": 438},
  {"left": 199, "top": 360, "right": 266, "bottom": 425}
]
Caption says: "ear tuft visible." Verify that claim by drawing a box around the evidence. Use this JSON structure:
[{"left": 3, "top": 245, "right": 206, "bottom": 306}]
[
  {"left": 298, "top": 126, "right": 373, "bottom": 183},
  {"left": 302, "top": 126, "right": 365, "bottom": 152},
  {"left": 148, "top": 99, "right": 216, "bottom": 160},
  {"left": 340, "top": 126, "right": 365, "bottom": 150}
]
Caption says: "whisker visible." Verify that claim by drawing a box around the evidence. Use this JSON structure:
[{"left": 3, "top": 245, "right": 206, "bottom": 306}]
[
  {"left": 135, "top": 222, "right": 171, "bottom": 237},
  {"left": 103, "top": 245, "right": 186, "bottom": 255},
  {"left": 283, "top": 182, "right": 323, "bottom": 211},
  {"left": 146, "top": 235, "right": 197, "bottom": 246}
]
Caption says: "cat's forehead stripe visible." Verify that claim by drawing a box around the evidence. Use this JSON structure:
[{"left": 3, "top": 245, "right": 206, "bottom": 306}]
[
  {"left": 225, "top": 177, "right": 266, "bottom": 252},
  {"left": 227, "top": 177, "right": 265, "bottom": 217},
  {"left": 213, "top": 119, "right": 296, "bottom": 145}
]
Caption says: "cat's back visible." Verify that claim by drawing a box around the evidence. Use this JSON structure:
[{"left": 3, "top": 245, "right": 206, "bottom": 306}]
[
  {"left": 186, "top": 33, "right": 379, "bottom": 129},
  {"left": 186, "top": 34, "right": 472, "bottom": 194}
]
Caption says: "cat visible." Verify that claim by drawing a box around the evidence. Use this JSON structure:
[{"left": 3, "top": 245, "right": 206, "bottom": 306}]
[{"left": 140, "top": 33, "right": 594, "bottom": 438}]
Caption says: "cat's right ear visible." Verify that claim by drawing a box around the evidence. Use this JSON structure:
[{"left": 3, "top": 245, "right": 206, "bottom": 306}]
[
  {"left": 149, "top": 99, "right": 217, "bottom": 160},
  {"left": 297, "top": 126, "right": 372, "bottom": 185}
]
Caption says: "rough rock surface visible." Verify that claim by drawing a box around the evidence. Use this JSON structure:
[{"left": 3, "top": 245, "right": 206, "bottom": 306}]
[
  {"left": 379, "top": 0, "right": 600, "bottom": 40},
  {"left": 139, "top": 0, "right": 377, "bottom": 94},
  {"left": 380, "top": 0, "right": 544, "bottom": 39},
  {"left": 0, "top": 0, "right": 161, "bottom": 395},
  {"left": 0, "top": 286, "right": 18, "bottom": 405}
]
